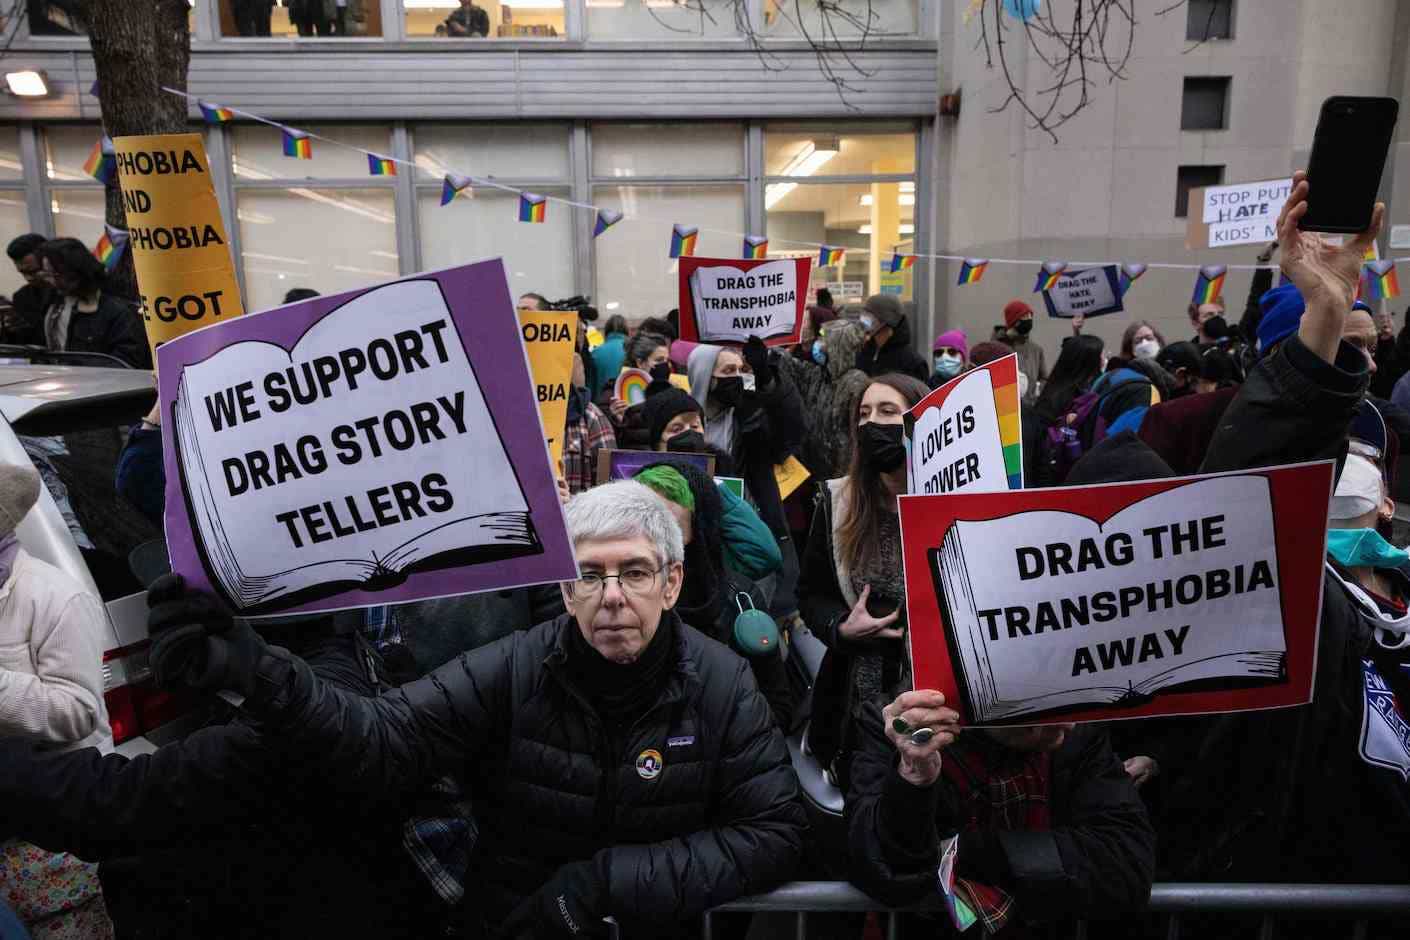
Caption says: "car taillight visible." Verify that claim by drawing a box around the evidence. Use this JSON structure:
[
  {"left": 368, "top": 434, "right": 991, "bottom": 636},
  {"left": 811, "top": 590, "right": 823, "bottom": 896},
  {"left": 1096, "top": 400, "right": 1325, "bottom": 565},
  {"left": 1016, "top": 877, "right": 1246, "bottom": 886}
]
[{"left": 103, "top": 645, "right": 199, "bottom": 745}]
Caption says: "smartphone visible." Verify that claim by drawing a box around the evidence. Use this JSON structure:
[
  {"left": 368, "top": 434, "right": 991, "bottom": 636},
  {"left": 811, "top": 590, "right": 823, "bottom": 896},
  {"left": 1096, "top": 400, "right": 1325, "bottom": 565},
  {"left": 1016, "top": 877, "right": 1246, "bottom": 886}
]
[
  {"left": 741, "top": 372, "right": 756, "bottom": 392},
  {"left": 1300, "top": 96, "right": 1399, "bottom": 233}
]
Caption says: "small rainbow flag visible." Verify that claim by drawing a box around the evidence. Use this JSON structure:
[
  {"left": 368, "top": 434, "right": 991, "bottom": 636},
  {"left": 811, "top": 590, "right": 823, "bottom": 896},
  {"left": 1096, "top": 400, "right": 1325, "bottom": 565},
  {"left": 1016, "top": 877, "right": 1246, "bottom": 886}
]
[
  {"left": 367, "top": 154, "right": 397, "bottom": 177},
  {"left": 83, "top": 137, "right": 116, "bottom": 186},
  {"left": 593, "top": 209, "right": 623, "bottom": 237},
  {"left": 440, "top": 173, "right": 473, "bottom": 206},
  {"left": 956, "top": 258, "right": 988, "bottom": 285},
  {"left": 1362, "top": 260, "right": 1401, "bottom": 302},
  {"left": 1118, "top": 263, "right": 1147, "bottom": 295},
  {"left": 281, "top": 128, "right": 312, "bottom": 160},
  {"left": 1033, "top": 261, "right": 1066, "bottom": 293},
  {"left": 92, "top": 225, "right": 128, "bottom": 272},
  {"left": 744, "top": 236, "right": 769, "bottom": 259},
  {"left": 1192, "top": 264, "right": 1227, "bottom": 305},
  {"left": 518, "top": 192, "right": 547, "bottom": 223},
  {"left": 890, "top": 254, "right": 917, "bottom": 273},
  {"left": 670, "top": 225, "right": 698, "bottom": 259},
  {"left": 818, "top": 246, "right": 845, "bottom": 268},
  {"left": 197, "top": 100, "right": 235, "bottom": 124}
]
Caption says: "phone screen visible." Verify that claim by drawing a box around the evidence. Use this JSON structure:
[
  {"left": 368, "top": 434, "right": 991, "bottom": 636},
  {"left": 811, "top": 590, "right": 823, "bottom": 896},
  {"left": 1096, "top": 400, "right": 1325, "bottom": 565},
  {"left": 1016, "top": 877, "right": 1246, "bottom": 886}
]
[{"left": 1301, "top": 96, "right": 1399, "bottom": 233}]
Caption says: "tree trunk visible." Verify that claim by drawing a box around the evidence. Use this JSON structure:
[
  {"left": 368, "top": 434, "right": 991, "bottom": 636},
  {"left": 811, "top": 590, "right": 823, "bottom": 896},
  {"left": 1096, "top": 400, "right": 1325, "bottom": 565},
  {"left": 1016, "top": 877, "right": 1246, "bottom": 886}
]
[{"left": 82, "top": 0, "right": 192, "bottom": 299}]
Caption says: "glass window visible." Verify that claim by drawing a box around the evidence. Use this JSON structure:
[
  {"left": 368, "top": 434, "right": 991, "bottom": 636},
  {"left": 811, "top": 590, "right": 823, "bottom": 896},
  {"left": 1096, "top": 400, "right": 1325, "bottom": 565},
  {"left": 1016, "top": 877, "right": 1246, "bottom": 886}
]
[
  {"left": 418, "top": 187, "right": 575, "bottom": 301},
  {"left": 43, "top": 126, "right": 108, "bottom": 183},
  {"left": 1187, "top": 0, "right": 1233, "bottom": 41},
  {"left": 28, "top": 0, "right": 196, "bottom": 36},
  {"left": 761, "top": 0, "right": 916, "bottom": 38},
  {"left": 592, "top": 184, "right": 745, "bottom": 320},
  {"left": 591, "top": 124, "right": 744, "bottom": 178},
  {"left": 1176, "top": 165, "right": 1224, "bottom": 217},
  {"left": 1181, "top": 76, "right": 1230, "bottom": 131},
  {"left": 764, "top": 124, "right": 915, "bottom": 177},
  {"left": 232, "top": 125, "right": 393, "bottom": 180},
  {"left": 0, "top": 128, "right": 23, "bottom": 179},
  {"left": 406, "top": 0, "right": 565, "bottom": 38},
  {"left": 0, "top": 193, "right": 34, "bottom": 299},
  {"left": 586, "top": 0, "right": 737, "bottom": 40},
  {"left": 237, "top": 189, "right": 398, "bottom": 311},
  {"left": 765, "top": 181, "right": 913, "bottom": 301},
  {"left": 218, "top": 0, "right": 383, "bottom": 37},
  {"left": 414, "top": 124, "right": 570, "bottom": 179},
  {"left": 51, "top": 188, "right": 108, "bottom": 242}
]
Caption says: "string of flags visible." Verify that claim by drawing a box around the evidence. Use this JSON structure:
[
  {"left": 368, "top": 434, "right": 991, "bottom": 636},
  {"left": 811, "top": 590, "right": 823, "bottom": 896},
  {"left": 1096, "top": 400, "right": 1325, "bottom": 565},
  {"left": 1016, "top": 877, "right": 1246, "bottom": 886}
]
[
  {"left": 161, "top": 90, "right": 1410, "bottom": 283},
  {"left": 1192, "top": 265, "right": 1227, "bottom": 305}
]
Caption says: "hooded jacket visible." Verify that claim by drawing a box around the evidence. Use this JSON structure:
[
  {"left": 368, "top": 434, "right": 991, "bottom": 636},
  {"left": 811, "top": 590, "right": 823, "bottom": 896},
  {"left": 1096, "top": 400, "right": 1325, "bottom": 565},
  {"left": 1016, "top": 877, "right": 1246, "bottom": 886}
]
[
  {"left": 1088, "top": 367, "right": 1162, "bottom": 437},
  {"left": 855, "top": 316, "right": 929, "bottom": 383}
]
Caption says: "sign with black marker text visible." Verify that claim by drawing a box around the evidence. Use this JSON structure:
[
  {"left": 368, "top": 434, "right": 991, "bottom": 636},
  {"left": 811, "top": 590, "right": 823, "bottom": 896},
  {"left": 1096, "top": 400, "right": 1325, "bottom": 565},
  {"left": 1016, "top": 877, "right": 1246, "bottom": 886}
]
[{"left": 678, "top": 256, "right": 811, "bottom": 347}]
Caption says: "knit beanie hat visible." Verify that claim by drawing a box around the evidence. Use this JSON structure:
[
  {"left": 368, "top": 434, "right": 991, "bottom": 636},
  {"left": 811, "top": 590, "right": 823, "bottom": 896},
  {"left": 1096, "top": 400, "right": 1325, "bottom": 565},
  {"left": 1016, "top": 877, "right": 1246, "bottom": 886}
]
[
  {"left": 863, "top": 294, "right": 903, "bottom": 328},
  {"left": 0, "top": 464, "right": 40, "bottom": 535},
  {"left": 1256, "top": 283, "right": 1304, "bottom": 355},
  {"left": 1003, "top": 299, "right": 1033, "bottom": 329},
  {"left": 641, "top": 387, "right": 703, "bottom": 446},
  {"left": 932, "top": 328, "right": 968, "bottom": 358}
]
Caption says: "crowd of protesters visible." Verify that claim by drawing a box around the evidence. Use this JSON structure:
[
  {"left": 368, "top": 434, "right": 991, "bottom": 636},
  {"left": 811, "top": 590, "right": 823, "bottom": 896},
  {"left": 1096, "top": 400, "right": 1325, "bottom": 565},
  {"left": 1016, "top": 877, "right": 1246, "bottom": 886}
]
[{"left": 0, "top": 175, "right": 1405, "bottom": 940}]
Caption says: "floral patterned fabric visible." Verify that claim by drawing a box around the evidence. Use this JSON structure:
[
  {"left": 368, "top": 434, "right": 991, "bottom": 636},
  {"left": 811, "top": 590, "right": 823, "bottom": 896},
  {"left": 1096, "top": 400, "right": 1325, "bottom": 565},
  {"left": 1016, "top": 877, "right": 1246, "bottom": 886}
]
[{"left": 0, "top": 839, "right": 112, "bottom": 940}]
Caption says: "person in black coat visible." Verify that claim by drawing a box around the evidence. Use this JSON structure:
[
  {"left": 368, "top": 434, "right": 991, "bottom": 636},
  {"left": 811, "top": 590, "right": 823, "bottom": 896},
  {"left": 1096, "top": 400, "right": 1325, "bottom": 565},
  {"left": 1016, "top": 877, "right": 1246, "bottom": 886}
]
[
  {"left": 145, "top": 480, "right": 805, "bottom": 939},
  {"left": 846, "top": 693, "right": 1154, "bottom": 925},
  {"left": 4, "top": 233, "right": 51, "bottom": 345},
  {"left": 35, "top": 237, "right": 148, "bottom": 368},
  {"left": 855, "top": 294, "right": 929, "bottom": 383}
]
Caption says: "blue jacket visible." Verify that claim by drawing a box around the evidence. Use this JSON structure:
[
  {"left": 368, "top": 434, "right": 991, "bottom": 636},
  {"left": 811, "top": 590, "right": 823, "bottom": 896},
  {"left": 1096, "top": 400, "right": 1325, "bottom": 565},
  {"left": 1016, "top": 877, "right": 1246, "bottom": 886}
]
[
  {"left": 1091, "top": 367, "right": 1159, "bottom": 437},
  {"left": 590, "top": 332, "right": 627, "bottom": 394}
]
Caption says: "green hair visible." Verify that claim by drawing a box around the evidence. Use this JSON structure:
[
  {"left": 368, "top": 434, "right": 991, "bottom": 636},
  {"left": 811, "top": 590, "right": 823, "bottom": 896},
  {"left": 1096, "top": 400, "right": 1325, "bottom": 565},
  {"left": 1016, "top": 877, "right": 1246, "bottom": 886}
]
[{"left": 634, "top": 464, "right": 695, "bottom": 512}]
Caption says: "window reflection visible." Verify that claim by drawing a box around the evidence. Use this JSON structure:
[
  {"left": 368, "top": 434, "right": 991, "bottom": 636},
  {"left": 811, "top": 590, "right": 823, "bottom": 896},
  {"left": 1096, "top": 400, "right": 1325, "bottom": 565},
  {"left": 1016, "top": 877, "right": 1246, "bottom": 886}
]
[
  {"left": 219, "top": 0, "right": 382, "bottom": 37},
  {"left": 765, "top": 181, "right": 913, "bottom": 302},
  {"left": 418, "top": 188, "right": 575, "bottom": 300},
  {"left": 406, "top": 0, "right": 564, "bottom": 38}
]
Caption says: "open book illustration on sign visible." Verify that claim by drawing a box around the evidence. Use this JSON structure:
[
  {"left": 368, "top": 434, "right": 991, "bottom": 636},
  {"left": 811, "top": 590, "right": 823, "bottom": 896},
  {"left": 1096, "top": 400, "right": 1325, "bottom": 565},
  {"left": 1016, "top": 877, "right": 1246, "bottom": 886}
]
[
  {"left": 171, "top": 278, "right": 542, "bottom": 614},
  {"left": 926, "top": 475, "right": 1289, "bottom": 724}
]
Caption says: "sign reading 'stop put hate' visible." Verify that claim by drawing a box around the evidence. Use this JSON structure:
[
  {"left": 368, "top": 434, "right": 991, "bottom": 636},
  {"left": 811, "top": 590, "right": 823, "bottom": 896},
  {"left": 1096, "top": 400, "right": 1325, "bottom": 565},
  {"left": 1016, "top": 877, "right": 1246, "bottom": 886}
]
[{"left": 678, "top": 256, "right": 811, "bottom": 347}]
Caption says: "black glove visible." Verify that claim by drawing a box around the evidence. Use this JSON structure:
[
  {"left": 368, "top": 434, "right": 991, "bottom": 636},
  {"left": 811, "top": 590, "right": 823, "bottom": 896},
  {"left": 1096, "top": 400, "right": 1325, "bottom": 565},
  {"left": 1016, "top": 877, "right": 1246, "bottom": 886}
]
[
  {"left": 743, "top": 335, "right": 772, "bottom": 381},
  {"left": 148, "top": 574, "right": 268, "bottom": 696},
  {"left": 499, "top": 860, "right": 607, "bottom": 939}
]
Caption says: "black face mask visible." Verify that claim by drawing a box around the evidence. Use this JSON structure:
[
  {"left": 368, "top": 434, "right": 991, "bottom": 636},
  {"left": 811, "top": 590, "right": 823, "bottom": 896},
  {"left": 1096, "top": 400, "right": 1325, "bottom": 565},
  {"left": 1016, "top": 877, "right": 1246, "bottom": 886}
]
[
  {"left": 1014, "top": 319, "right": 1034, "bottom": 336},
  {"left": 1202, "top": 316, "right": 1229, "bottom": 340},
  {"left": 712, "top": 375, "right": 745, "bottom": 408},
  {"left": 858, "top": 421, "right": 906, "bottom": 473},
  {"left": 666, "top": 430, "right": 706, "bottom": 453}
]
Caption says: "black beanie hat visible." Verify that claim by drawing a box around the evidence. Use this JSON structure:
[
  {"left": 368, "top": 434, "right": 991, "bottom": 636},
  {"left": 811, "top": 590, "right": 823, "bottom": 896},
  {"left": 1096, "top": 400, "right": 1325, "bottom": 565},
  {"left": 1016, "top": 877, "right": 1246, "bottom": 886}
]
[{"left": 642, "top": 387, "right": 703, "bottom": 446}]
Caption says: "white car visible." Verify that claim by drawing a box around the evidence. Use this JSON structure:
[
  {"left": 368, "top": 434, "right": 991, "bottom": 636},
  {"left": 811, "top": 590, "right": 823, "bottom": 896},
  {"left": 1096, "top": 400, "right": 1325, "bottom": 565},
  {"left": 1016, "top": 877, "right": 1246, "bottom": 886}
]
[{"left": 0, "top": 362, "right": 204, "bottom": 756}]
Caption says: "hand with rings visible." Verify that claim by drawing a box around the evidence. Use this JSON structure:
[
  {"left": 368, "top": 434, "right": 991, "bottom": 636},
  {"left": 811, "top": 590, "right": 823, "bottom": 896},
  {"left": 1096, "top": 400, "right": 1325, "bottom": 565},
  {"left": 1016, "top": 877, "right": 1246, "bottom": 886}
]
[{"left": 882, "top": 690, "right": 961, "bottom": 787}]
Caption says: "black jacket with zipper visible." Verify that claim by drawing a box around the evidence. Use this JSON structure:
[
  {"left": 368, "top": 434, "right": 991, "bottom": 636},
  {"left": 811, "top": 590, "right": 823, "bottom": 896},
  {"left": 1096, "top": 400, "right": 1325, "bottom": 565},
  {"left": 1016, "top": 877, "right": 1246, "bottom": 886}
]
[
  {"left": 242, "top": 611, "right": 806, "bottom": 935},
  {"left": 855, "top": 316, "right": 929, "bottom": 383}
]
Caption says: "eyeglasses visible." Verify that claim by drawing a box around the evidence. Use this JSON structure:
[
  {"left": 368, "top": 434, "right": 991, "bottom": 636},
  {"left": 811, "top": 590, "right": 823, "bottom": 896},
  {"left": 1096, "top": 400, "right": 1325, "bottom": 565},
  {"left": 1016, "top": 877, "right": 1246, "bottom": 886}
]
[{"left": 571, "top": 564, "right": 665, "bottom": 598}]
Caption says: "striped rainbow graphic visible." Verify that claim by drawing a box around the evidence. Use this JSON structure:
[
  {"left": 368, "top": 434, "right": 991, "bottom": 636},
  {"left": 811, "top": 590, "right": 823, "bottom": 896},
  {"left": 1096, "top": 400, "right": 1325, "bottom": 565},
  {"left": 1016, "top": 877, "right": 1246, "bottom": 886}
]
[
  {"left": 519, "top": 193, "right": 547, "bottom": 223},
  {"left": 282, "top": 129, "right": 312, "bottom": 160},
  {"left": 615, "top": 368, "right": 652, "bottom": 405},
  {"left": 1363, "top": 260, "right": 1401, "bottom": 302},
  {"left": 670, "top": 225, "right": 698, "bottom": 259},
  {"left": 83, "top": 138, "right": 115, "bottom": 185},
  {"left": 818, "top": 246, "right": 845, "bottom": 267},
  {"left": 1192, "top": 265, "right": 1227, "bottom": 305},
  {"left": 890, "top": 254, "right": 916, "bottom": 273},
  {"left": 367, "top": 154, "right": 398, "bottom": 177},
  {"left": 93, "top": 231, "right": 123, "bottom": 270},
  {"left": 744, "top": 236, "right": 769, "bottom": 259},
  {"left": 1033, "top": 262, "right": 1066, "bottom": 293},
  {"left": 198, "top": 101, "right": 235, "bottom": 124},
  {"left": 988, "top": 354, "right": 1024, "bottom": 489},
  {"left": 957, "top": 258, "right": 987, "bottom": 285}
]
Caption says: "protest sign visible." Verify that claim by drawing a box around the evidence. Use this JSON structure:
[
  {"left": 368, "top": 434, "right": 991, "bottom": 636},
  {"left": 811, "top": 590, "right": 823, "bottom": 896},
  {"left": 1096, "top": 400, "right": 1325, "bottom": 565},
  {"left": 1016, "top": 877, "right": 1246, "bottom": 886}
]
[
  {"left": 905, "top": 355, "right": 1023, "bottom": 495},
  {"left": 1186, "top": 178, "right": 1291, "bottom": 249},
  {"left": 678, "top": 256, "right": 811, "bottom": 347},
  {"left": 158, "top": 260, "right": 576, "bottom": 617},
  {"left": 1040, "top": 266, "right": 1123, "bottom": 319},
  {"left": 715, "top": 477, "right": 745, "bottom": 500},
  {"left": 518, "top": 310, "right": 578, "bottom": 467},
  {"left": 597, "top": 449, "right": 715, "bottom": 483},
  {"left": 774, "top": 455, "right": 811, "bottom": 500},
  {"left": 615, "top": 368, "right": 652, "bottom": 405},
  {"left": 900, "top": 462, "right": 1331, "bottom": 726},
  {"left": 112, "top": 133, "right": 245, "bottom": 361}
]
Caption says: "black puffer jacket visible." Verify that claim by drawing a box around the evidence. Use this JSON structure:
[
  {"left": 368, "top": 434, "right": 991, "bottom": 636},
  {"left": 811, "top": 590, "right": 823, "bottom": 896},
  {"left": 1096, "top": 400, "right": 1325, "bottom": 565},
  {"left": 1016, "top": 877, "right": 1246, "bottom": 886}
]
[
  {"left": 245, "top": 612, "right": 806, "bottom": 935},
  {"left": 845, "top": 700, "right": 1154, "bottom": 915}
]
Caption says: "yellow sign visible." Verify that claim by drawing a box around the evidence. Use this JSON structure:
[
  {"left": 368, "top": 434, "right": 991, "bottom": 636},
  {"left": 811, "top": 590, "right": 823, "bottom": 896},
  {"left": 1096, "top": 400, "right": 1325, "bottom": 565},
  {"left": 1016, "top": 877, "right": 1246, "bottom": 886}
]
[
  {"left": 112, "top": 133, "right": 244, "bottom": 362},
  {"left": 519, "top": 310, "right": 579, "bottom": 467},
  {"left": 774, "top": 455, "right": 811, "bottom": 501}
]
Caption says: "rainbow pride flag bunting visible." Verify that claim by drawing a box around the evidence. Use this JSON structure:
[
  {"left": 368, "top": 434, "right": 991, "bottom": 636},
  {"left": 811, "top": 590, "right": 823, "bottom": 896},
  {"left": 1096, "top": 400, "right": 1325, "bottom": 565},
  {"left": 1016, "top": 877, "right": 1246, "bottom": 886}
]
[
  {"left": 518, "top": 193, "right": 547, "bottom": 223},
  {"left": 1362, "top": 260, "right": 1401, "bottom": 302},
  {"left": 1033, "top": 261, "right": 1066, "bottom": 293},
  {"left": 593, "top": 209, "right": 623, "bottom": 237},
  {"left": 890, "top": 254, "right": 917, "bottom": 273},
  {"left": 670, "top": 225, "right": 698, "bottom": 259},
  {"left": 367, "top": 154, "right": 397, "bottom": 177},
  {"left": 197, "top": 100, "right": 236, "bottom": 124},
  {"left": 744, "top": 236, "right": 769, "bottom": 259},
  {"left": 818, "top": 246, "right": 845, "bottom": 267},
  {"left": 1192, "top": 265, "right": 1227, "bottom": 305},
  {"left": 281, "top": 128, "right": 312, "bottom": 160},
  {"left": 92, "top": 225, "right": 128, "bottom": 272},
  {"left": 956, "top": 258, "right": 988, "bottom": 285},
  {"left": 440, "top": 173, "right": 474, "bottom": 206},
  {"left": 83, "top": 137, "right": 116, "bottom": 186},
  {"left": 1118, "top": 262, "right": 1147, "bottom": 295}
]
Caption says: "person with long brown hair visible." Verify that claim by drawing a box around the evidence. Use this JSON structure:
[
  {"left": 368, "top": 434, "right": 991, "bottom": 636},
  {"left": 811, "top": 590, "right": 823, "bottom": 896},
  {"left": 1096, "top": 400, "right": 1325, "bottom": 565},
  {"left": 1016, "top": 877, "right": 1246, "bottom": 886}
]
[{"left": 798, "top": 372, "right": 929, "bottom": 792}]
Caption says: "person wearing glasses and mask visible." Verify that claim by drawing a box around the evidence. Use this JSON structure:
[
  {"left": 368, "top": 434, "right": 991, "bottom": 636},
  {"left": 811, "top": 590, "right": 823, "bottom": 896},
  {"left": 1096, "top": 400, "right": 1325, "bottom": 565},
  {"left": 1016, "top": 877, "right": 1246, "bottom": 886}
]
[{"left": 141, "top": 481, "right": 804, "bottom": 939}]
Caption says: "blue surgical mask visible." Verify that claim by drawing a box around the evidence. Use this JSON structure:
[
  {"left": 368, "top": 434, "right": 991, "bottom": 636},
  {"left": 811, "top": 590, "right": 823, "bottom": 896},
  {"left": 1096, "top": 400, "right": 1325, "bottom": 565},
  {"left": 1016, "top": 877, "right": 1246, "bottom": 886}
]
[
  {"left": 1327, "top": 527, "right": 1410, "bottom": 570},
  {"left": 933, "top": 353, "right": 963, "bottom": 379},
  {"left": 811, "top": 340, "right": 827, "bottom": 365}
]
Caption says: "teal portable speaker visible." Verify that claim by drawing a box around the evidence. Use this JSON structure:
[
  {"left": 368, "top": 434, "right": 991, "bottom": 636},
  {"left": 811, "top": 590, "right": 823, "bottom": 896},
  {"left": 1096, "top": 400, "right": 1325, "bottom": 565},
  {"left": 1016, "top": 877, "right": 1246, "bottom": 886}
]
[{"left": 732, "top": 592, "right": 780, "bottom": 657}]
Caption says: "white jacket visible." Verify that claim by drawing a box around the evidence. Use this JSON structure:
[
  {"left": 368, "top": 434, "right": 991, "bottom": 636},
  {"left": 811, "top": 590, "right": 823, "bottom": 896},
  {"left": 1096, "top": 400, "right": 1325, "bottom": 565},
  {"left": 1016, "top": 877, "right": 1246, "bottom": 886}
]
[{"left": 0, "top": 549, "right": 111, "bottom": 752}]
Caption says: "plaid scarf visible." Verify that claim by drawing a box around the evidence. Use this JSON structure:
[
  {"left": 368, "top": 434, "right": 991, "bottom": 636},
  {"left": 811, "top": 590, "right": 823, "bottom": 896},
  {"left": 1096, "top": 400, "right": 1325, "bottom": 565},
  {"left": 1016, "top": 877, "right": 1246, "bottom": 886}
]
[{"left": 941, "top": 735, "right": 1053, "bottom": 934}]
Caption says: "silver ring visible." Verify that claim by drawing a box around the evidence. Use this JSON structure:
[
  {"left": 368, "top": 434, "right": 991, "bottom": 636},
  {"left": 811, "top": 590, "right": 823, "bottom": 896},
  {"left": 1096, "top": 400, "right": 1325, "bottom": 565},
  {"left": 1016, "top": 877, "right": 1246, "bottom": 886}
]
[{"left": 909, "top": 727, "right": 935, "bottom": 745}]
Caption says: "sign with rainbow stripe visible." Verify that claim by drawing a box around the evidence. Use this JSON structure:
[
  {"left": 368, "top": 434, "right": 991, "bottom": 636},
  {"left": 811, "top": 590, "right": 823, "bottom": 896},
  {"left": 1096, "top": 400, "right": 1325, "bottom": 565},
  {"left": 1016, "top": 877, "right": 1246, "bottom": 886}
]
[{"left": 905, "top": 353, "right": 1023, "bottom": 498}]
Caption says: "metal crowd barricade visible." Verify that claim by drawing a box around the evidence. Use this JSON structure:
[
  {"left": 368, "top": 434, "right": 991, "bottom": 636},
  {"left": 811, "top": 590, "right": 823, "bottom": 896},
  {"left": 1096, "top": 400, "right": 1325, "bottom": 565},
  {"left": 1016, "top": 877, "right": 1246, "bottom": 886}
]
[{"left": 688, "top": 881, "right": 1410, "bottom": 940}]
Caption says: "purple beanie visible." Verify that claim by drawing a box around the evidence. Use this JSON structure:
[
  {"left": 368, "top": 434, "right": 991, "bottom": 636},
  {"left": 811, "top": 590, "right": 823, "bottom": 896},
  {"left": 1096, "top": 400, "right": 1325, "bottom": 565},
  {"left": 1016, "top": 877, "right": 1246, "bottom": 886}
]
[{"left": 932, "top": 328, "right": 969, "bottom": 359}]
